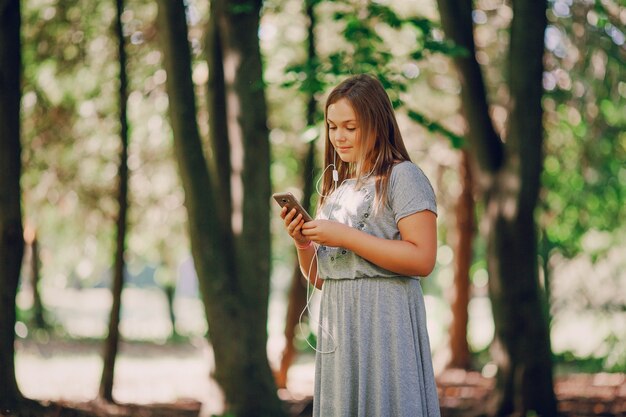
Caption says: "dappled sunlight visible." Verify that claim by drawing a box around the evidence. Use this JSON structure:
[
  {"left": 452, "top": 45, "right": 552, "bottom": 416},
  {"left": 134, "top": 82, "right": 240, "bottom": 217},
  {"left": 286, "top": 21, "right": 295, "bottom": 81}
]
[
  {"left": 15, "top": 284, "right": 316, "bottom": 410},
  {"left": 15, "top": 338, "right": 223, "bottom": 412},
  {"left": 35, "top": 287, "right": 206, "bottom": 341},
  {"left": 4, "top": 0, "right": 624, "bottom": 415},
  {"left": 550, "top": 242, "right": 626, "bottom": 365}
]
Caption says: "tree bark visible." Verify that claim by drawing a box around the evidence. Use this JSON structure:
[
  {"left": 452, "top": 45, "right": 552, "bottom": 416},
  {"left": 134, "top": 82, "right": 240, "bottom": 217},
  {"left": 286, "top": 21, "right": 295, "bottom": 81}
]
[
  {"left": 277, "top": 0, "right": 320, "bottom": 388},
  {"left": 447, "top": 150, "right": 474, "bottom": 369},
  {"left": 486, "top": 1, "right": 556, "bottom": 414},
  {"left": 437, "top": 0, "right": 557, "bottom": 415},
  {"left": 205, "top": 4, "right": 232, "bottom": 229},
  {"left": 99, "top": 0, "right": 130, "bottom": 401},
  {"left": 159, "top": 1, "right": 285, "bottom": 415},
  {"left": 0, "top": 0, "right": 25, "bottom": 409}
]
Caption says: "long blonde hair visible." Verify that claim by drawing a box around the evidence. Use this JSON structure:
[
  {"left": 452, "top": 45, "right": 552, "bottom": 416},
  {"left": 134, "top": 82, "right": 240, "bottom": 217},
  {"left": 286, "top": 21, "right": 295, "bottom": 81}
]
[{"left": 319, "top": 74, "right": 411, "bottom": 209}]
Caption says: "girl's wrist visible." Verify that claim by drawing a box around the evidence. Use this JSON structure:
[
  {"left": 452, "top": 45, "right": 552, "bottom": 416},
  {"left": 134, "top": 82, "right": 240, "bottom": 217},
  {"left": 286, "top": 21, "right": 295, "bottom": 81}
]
[{"left": 294, "top": 239, "right": 312, "bottom": 250}]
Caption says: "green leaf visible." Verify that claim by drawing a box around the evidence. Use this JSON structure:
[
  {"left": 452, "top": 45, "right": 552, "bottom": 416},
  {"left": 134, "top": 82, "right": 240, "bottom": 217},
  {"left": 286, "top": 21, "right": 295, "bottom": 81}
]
[
  {"left": 228, "top": 2, "right": 255, "bottom": 15},
  {"left": 367, "top": 3, "right": 402, "bottom": 28},
  {"left": 407, "top": 110, "right": 464, "bottom": 147}
]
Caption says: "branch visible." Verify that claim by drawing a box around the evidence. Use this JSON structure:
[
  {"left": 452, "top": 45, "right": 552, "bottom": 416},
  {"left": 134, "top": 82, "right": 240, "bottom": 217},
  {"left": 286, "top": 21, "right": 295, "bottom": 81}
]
[{"left": 435, "top": 0, "right": 504, "bottom": 173}]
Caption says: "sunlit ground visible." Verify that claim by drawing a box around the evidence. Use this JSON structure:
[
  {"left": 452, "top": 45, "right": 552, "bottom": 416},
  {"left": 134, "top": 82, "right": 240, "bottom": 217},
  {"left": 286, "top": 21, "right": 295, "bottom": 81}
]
[
  {"left": 15, "top": 287, "right": 316, "bottom": 415},
  {"left": 14, "top": 243, "right": 626, "bottom": 413}
]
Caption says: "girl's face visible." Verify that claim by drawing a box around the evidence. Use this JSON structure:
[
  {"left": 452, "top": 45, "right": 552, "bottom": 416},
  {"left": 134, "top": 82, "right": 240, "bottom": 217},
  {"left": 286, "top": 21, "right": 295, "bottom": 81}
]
[{"left": 327, "top": 98, "right": 360, "bottom": 163}]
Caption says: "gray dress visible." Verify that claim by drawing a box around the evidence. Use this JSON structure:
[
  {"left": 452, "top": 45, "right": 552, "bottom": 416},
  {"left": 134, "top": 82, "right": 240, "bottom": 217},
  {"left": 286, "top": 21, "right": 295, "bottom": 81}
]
[{"left": 313, "top": 161, "right": 441, "bottom": 417}]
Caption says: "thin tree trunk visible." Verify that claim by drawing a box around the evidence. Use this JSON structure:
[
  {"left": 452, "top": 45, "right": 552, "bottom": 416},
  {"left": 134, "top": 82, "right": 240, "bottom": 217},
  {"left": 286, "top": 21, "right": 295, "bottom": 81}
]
[
  {"left": 436, "top": 0, "right": 556, "bottom": 414},
  {"left": 276, "top": 263, "right": 307, "bottom": 389},
  {"left": 277, "top": 140, "right": 316, "bottom": 390},
  {"left": 539, "top": 231, "right": 553, "bottom": 329},
  {"left": 447, "top": 150, "right": 474, "bottom": 369},
  {"left": 0, "top": 0, "right": 24, "bottom": 409},
  {"left": 31, "top": 234, "right": 45, "bottom": 328},
  {"left": 277, "top": 0, "right": 319, "bottom": 388},
  {"left": 205, "top": 6, "right": 231, "bottom": 230},
  {"left": 159, "top": 1, "right": 285, "bottom": 415},
  {"left": 25, "top": 228, "right": 47, "bottom": 329},
  {"left": 99, "top": 0, "right": 130, "bottom": 401},
  {"left": 164, "top": 282, "right": 178, "bottom": 338},
  {"left": 158, "top": 245, "right": 179, "bottom": 339}
]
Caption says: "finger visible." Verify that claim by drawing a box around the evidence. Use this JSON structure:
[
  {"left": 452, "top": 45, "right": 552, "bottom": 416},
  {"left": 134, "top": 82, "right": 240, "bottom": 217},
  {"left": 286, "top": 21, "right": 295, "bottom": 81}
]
[
  {"left": 280, "top": 206, "right": 287, "bottom": 219},
  {"left": 301, "top": 221, "right": 315, "bottom": 230},
  {"left": 293, "top": 219, "right": 305, "bottom": 233},
  {"left": 287, "top": 214, "right": 303, "bottom": 232},
  {"left": 284, "top": 208, "right": 297, "bottom": 225}
]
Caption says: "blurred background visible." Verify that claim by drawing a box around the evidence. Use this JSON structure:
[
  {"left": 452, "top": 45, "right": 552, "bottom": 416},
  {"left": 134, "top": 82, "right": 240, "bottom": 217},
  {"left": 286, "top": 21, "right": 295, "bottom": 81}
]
[{"left": 1, "top": 0, "right": 624, "bottom": 416}]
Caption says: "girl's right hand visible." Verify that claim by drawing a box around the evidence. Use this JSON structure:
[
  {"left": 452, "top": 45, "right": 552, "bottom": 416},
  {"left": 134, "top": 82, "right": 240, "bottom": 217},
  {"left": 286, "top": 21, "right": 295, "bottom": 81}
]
[{"left": 281, "top": 207, "right": 310, "bottom": 247}]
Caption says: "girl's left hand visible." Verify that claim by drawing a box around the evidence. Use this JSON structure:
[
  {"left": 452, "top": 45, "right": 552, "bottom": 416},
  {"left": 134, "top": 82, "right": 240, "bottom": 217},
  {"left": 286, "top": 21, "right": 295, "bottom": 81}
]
[{"left": 301, "top": 220, "right": 349, "bottom": 247}]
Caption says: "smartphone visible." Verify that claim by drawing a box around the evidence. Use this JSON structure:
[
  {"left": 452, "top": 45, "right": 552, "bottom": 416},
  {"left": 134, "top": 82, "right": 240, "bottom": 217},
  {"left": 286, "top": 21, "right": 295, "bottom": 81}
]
[{"left": 272, "top": 192, "right": 313, "bottom": 222}]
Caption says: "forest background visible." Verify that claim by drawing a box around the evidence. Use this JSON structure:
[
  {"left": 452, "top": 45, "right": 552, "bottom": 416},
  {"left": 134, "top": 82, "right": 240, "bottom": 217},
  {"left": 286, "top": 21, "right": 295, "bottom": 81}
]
[{"left": 0, "top": 0, "right": 624, "bottom": 416}]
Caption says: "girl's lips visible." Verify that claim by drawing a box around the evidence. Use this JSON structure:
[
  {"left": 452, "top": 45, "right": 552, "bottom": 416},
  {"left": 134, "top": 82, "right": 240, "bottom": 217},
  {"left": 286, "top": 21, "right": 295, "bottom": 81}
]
[{"left": 336, "top": 147, "right": 352, "bottom": 152}]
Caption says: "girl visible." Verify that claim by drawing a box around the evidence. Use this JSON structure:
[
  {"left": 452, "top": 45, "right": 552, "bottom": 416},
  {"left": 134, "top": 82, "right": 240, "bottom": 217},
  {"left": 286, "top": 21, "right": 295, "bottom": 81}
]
[{"left": 280, "top": 74, "right": 440, "bottom": 417}]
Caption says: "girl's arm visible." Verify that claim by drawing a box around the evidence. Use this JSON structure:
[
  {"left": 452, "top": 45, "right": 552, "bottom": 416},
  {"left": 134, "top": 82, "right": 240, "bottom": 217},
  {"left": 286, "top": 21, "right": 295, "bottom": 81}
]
[
  {"left": 301, "top": 210, "right": 437, "bottom": 277},
  {"left": 295, "top": 243, "right": 323, "bottom": 290},
  {"left": 281, "top": 207, "right": 324, "bottom": 289}
]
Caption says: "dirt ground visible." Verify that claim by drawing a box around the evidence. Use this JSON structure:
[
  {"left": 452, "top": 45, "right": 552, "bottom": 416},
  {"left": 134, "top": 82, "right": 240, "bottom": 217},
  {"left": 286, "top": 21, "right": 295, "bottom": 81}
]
[
  {"left": 4, "top": 369, "right": 625, "bottom": 417},
  {"left": 9, "top": 338, "right": 626, "bottom": 417}
]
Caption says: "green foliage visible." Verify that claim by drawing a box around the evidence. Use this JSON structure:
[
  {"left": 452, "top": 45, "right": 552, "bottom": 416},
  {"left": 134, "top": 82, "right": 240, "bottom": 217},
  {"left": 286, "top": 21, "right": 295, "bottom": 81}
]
[
  {"left": 228, "top": 3, "right": 255, "bottom": 15},
  {"left": 407, "top": 110, "right": 464, "bottom": 148},
  {"left": 21, "top": 0, "right": 119, "bottom": 285},
  {"left": 15, "top": 0, "right": 624, "bottom": 378},
  {"left": 554, "top": 344, "right": 626, "bottom": 374},
  {"left": 280, "top": 0, "right": 463, "bottom": 146},
  {"left": 20, "top": 0, "right": 190, "bottom": 290},
  {"left": 536, "top": 0, "right": 626, "bottom": 366},
  {"left": 541, "top": 0, "right": 625, "bottom": 258}
]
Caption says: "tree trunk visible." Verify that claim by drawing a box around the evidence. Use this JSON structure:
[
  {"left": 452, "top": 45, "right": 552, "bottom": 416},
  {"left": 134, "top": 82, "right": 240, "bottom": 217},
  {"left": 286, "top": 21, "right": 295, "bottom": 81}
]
[
  {"left": 538, "top": 231, "right": 554, "bottom": 329},
  {"left": 164, "top": 282, "right": 178, "bottom": 338},
  {"left": 486, "top": 2, "right": 555, "bottom": 413},
  {"left": 24, "top": 227, "right": 47, "bottom": 329},
  {"left": 277, "top": 140, "right": 316, "bottom": 390},
  {"left": 159, "top": 1, "right": 285, "bottom": 415},
  {"left": 205, "top": 5, "right": 232, "bottom": 229},
  {"left": 447, "top": 150, "right": 474, "bottom": 369},
  {"left": 99, "top": 0, "right": 130, "bottom": 401},
  {"left": 31, "top": 234, "right": 46, "bottom": 328},
  {"left": 486, "top": 166, "right": 555, "bottom": 415},
  {"left": 276, "top": 263, "right": 308, "bottom": 389},
  {"left": 436, "top": 0, "right": 556, "bottom": 415},
  {"left": 0, "top": 0, "right": 25, "bottom": 409},
  {"left": 277, "top": 0, "right": 320, "bottom": 388}
]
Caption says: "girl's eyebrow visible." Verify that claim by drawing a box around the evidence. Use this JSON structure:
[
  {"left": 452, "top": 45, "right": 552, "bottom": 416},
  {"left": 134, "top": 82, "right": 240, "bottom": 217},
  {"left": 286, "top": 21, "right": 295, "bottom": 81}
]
[{"left": 327, "top": 118, "right": 356, "bottom": 124}]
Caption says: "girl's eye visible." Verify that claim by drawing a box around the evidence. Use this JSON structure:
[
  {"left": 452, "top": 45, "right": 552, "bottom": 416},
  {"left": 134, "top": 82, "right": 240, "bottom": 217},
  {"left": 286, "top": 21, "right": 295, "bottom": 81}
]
[
  {"left": 329, "top": 126, "right": 337, "bottom": 130},
  {"left": 347, "top": 127, "right": 356, "bottom": 131}
]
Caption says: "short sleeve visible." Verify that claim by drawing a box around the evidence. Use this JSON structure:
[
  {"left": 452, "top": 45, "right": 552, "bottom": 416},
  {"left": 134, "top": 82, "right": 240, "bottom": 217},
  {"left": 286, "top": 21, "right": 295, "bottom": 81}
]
[{"left": 389, "top": 161, "right": 437, "bottom": 224}]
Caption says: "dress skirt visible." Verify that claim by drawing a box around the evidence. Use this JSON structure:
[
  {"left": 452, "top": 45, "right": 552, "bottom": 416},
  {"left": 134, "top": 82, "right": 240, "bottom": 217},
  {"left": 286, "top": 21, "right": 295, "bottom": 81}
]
[{"left": 313, "top": 277, "right": 441, "bottom": 417}]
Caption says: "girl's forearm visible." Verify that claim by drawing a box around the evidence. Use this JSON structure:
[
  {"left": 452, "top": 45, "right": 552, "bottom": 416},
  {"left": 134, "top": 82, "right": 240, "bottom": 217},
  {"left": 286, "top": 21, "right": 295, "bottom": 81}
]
[
  {"left": 296, "top": 245, "right": 323, "bottom": 289},
  {"left": 339, "top": 227, "right": 435, "bottom": 277}
]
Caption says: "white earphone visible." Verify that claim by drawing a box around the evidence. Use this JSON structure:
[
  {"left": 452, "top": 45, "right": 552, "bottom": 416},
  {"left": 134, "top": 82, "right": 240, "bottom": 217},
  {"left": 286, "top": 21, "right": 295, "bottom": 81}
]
[
  {"left": 299, "top": 153, "right": 343, "bottom": 355},
  {"left": 300, "top": 150, "right": 377, "bottom": 354}
]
